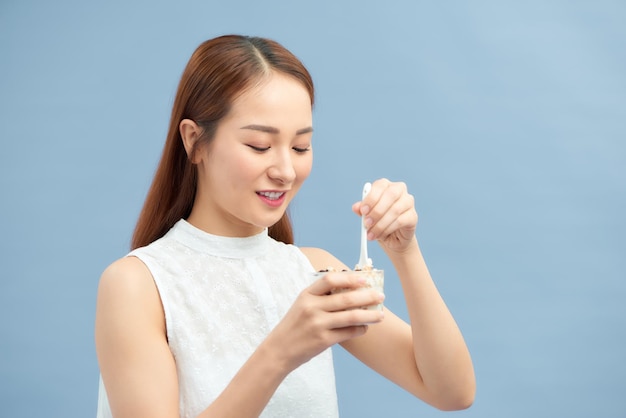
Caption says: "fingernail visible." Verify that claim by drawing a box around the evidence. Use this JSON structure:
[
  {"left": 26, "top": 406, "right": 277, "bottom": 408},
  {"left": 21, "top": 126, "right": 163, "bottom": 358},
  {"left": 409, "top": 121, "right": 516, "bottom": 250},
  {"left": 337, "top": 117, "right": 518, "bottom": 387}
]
[
  {"left": 367, "top": 232, "right": 375, "bottom": 240},
  {"left": 361, "top": 205, "right": 370, "bottom": 216},
  {"left": 364, "top": 217, "right": 373, "bottom": 227}
]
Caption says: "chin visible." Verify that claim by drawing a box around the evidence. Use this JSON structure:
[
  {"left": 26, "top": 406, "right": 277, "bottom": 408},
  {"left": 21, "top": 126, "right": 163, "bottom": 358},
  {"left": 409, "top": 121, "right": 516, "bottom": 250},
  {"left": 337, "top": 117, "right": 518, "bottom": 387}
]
[{"left": 257, "top": 214, "right": 286, "bottom": 230}]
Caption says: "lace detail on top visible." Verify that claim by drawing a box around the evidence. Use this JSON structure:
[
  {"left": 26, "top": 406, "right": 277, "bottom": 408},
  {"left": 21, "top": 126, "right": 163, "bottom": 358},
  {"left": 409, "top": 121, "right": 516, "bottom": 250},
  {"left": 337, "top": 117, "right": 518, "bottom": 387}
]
[{"left": 96, "top": 220, "right": 339, "bottom": 418}]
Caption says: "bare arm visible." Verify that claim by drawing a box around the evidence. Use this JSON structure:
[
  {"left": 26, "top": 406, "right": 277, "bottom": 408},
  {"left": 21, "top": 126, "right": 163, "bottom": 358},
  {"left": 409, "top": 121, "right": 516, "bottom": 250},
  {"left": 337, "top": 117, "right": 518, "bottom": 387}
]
[
  {"left": 301, "top": 179, "right": 475, "bottom": 411},
  {"left": 384, "top": 239, "right": 475, "bottom": 410},
  {"left": 95, "top": 257, "right": 179, "bottom": 418},
  {"left": 95, "top": 256, "right": 383, "bottom": 417}
]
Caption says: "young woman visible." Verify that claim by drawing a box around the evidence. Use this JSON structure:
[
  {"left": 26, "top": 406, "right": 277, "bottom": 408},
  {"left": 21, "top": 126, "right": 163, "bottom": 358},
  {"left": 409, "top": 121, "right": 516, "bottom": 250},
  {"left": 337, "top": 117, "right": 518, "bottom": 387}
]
[{"left": 95, "top": 34, "right": 475, "bottom": 418}]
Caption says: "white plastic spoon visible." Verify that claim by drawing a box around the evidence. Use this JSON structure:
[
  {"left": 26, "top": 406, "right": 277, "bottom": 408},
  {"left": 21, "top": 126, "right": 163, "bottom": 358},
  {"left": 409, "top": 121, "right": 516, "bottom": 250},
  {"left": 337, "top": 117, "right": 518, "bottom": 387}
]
[{"left": 357, "top": 182, "right": 373, "bottom": 270}]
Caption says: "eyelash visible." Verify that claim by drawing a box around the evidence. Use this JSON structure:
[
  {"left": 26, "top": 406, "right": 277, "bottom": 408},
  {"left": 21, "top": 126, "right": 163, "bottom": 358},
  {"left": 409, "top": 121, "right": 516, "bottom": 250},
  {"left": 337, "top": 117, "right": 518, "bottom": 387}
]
[
  {"left": 247, "top": 145, "right": 270, "bottom": 152},
  {"left": 246, "top": 145, "right": 310, "bottom": 154}
]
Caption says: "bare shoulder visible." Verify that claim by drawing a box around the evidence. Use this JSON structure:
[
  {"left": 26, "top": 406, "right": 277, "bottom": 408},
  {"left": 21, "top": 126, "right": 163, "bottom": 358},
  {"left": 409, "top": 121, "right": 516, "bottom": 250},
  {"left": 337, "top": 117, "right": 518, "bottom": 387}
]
[
  {"left": 96, "top": 257, "right": 176, "bottom": 416},
  {"left": 98, "top": 256, "right": 156, "bottom": 300},
  {"left": 96, "top": 255, "right": 164, "bottom": 332},
  {"left": 299, "top": 247, "right": 350, "bottom": 271}
]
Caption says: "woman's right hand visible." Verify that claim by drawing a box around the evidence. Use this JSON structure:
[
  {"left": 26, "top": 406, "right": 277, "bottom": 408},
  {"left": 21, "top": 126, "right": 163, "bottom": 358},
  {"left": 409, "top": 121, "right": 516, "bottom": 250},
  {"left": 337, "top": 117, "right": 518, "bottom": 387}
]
[{"left": 264, "top": 272, "right": 385, "bottom": 371}]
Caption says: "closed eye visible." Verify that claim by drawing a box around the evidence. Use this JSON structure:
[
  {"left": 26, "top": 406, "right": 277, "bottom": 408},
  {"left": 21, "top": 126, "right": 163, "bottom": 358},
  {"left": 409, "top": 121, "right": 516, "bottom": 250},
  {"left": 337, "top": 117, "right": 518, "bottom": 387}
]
[
  {"left": 293, "top": 146, "right": 311, "bottom": 154},
  {"left": 246, "top": 144, "right": 270, "bottom": 152}
]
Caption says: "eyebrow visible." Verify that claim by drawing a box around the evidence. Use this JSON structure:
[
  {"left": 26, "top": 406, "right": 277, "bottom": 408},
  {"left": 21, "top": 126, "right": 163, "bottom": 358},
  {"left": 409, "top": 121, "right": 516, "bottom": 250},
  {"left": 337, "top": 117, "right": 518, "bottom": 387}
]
[{"left": 240, "top": 124, "right": 313, "bottom": 135}]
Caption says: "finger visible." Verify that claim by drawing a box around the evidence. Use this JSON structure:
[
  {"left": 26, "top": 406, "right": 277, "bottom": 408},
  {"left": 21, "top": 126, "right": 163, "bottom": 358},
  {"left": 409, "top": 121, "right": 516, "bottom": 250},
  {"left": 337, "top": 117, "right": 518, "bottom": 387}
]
[
  {"left": 328, "top": 325, "right": 369, "bottom": 343},
  {"left": 359, "top": 178, "right": 391, "bottom": 217},
  {"left": 308, "top": 272, "right": 366, "bottom": 296},
  {"left": 377, "top": 211, "right": 418, "bottom": 242},
  {"left": 364, "top": 180, "right": 405, "bottom": 220},
  {"left": 327, "top": 307, "right": 384, "bottom": 329},
  {"left": 369, "top": 196, "right": 416, "bottom": 240},
  {"left": 365, "top": 184, "right": 410, "bottom": 239},
  {"left": 354, "top": 179, "right": 399, "bottom": 217},
  {"left": 368, "top": 199, "right": 408, "bottom": 239},
  {"left": 322, "top": 288, "right": 385, "bottom": 312}
]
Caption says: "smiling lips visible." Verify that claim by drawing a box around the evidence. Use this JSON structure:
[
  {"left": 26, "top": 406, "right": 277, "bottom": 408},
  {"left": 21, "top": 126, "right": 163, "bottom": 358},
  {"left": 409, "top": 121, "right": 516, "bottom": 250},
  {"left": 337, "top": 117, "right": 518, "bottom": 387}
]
[{"left": 257, "top": 191, "right": 287, "bottom": 207}]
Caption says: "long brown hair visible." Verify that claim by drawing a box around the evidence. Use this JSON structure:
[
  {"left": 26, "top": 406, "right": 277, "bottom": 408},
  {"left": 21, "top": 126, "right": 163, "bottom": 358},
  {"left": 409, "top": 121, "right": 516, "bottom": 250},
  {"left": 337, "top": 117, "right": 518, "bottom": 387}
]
[{"left": 131, "top": 35, "right": 314, "bottom": 250}]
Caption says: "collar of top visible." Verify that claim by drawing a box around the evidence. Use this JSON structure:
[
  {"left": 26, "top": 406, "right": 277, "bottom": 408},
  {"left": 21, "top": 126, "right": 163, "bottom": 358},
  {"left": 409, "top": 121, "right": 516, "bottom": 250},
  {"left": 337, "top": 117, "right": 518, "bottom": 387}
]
[{"left": 169, "top": 219, "right": 270, "bottom": 259}]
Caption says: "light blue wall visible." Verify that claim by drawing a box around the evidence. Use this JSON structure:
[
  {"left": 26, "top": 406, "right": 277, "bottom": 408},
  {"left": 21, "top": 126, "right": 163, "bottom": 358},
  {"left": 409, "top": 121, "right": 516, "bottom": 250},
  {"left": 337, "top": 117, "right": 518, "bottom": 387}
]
[{"left": 1, "top": 1, "right": 624, "bottom": 417}]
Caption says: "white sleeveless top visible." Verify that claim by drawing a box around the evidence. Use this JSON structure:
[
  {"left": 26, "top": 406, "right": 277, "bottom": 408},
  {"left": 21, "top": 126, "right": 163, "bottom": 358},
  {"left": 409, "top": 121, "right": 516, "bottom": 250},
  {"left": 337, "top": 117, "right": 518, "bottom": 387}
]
[{"left": 96, "top": 219, "right": 339, "bottom": 417}]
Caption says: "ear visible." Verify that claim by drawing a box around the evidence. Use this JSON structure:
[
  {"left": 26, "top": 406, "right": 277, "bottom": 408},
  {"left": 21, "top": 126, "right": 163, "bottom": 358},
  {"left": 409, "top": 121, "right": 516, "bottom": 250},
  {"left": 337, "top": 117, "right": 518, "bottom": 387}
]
[{"left": 179, "top": 119, "right": 203, "bottom": 163}]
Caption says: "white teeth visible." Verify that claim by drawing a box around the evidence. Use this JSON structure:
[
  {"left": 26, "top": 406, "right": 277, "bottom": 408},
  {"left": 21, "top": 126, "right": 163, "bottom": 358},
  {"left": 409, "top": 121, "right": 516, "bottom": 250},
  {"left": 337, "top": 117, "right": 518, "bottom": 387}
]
[{"left": 259, "top": 191, "right": 283, "bottom": 200}]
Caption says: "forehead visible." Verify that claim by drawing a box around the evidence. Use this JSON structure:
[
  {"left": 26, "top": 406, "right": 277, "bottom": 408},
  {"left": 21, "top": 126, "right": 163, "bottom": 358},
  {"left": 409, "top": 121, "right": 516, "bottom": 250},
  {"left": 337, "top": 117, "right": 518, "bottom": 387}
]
[{"left": 225, "top": 72, "right": 312, "bottom": 124}]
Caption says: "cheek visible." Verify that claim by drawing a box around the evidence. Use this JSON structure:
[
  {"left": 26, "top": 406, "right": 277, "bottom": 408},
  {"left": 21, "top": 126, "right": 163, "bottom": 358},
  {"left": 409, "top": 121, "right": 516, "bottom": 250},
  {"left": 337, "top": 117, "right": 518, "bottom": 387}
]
[
  {"left": 296, "top": 156, "right": 313, "bottom": 181},
  {"left": 229, "top": 155, "right": 262, "bottom": 181},
  {"left": 206, "top": 148, "right": 257, "bottom": 190}
]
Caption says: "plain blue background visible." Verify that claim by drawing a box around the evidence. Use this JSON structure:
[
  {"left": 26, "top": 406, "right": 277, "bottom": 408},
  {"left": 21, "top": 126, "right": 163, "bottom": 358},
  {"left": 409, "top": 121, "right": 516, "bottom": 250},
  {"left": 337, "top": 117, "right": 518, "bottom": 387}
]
[{"left": 1, "top": 1, "right": 625, "bottom": 417}]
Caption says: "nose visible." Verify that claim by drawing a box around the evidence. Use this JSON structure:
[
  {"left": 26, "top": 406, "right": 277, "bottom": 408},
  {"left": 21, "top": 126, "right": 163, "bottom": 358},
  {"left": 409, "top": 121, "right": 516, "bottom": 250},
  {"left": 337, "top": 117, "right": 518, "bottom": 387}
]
[{"left": 268, "top": 149, "right": 296, "bottom": 184}]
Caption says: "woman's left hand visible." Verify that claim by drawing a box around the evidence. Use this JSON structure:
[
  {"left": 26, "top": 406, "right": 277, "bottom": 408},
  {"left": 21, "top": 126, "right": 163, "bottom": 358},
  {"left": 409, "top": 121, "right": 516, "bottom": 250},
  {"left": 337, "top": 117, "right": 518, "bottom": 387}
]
[{"left": 352, "top": 178, "right": 418, "bottom": 254}]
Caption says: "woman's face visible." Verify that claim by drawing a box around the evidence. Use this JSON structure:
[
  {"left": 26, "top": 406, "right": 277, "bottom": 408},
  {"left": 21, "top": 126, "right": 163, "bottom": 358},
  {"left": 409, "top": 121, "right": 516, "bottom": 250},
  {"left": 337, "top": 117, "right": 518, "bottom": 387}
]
[{"left": 191, "top": 72, "right": 313, "bottom": 237}]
